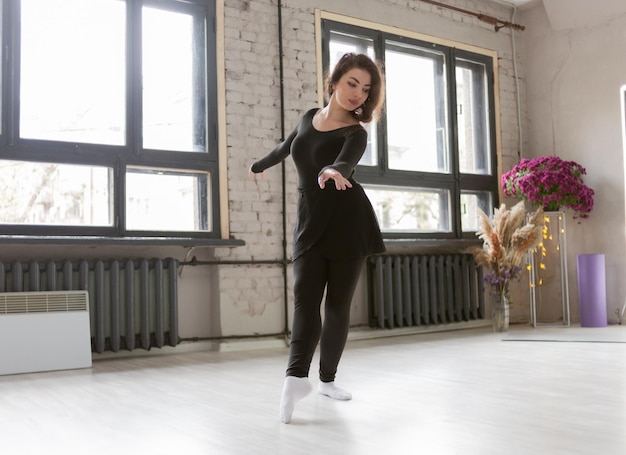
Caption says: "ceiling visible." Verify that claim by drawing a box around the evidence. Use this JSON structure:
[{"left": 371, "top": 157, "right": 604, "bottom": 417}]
[
  {"left": 502, "top": 0, "right": 535, "bottom": 6},
  {"left": 487, "top": 0, "right": 538, "bottom": 8},
  {"left": 487, "top": 0, "right": 626, "bottom": 29}
]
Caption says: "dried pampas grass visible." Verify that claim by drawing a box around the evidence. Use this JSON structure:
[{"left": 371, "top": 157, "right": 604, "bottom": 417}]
[{"left": 470, "top": 201, "right": 544, "bottom": 297}]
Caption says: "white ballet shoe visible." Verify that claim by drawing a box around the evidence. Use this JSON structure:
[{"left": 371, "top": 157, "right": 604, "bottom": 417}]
[
  {"left": 318, "top": 381, "right": 352, "bottom": 401},
  {"left": 279, "top": 376, "right": 313, "bottom": 424}
]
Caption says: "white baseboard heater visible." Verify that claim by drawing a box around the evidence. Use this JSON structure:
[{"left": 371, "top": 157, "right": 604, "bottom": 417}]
[
  {"left": 0, "top": 290, "right": 92, "bottom": 376},
  {"left": 1, "top": 258, "right": 179, "bottom": 354}
]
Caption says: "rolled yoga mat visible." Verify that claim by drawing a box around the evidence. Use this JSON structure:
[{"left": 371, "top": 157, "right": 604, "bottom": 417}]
[{"left": 577, "top": 254, "right": 607, "bottom": 327}]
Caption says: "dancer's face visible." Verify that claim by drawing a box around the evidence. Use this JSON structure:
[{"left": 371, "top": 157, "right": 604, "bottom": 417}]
[{"left": 332, "top": 67, "right": 371, "bottom": 112}]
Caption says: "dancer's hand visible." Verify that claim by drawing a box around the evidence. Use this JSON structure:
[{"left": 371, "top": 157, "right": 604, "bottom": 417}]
[
  {"left": 249, "top": 166, "right": 264, "bottom": 181},
  {"left": 318, "top": 168, "right": 351, "bottom": 190}
]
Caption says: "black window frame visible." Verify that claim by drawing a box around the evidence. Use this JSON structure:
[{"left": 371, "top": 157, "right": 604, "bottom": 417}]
[
  {"left": 321, "top": 19, "right": 499, "bottom": 240},
  {"left": 0, "top": 0, "right": 220, "bottom": 240}
]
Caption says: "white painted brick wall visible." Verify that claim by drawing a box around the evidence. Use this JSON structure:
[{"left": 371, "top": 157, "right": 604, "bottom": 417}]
[{"left": 218, "top": 0, "right": 528, "bottom": 335}]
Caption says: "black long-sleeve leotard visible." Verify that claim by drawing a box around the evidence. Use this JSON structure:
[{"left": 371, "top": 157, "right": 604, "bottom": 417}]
[{"left": 251, "top": 108, "right": 385, "bottom": 260}]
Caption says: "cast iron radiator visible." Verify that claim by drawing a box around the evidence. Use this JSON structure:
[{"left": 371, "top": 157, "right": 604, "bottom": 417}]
[
  {"left": 0, "top": 258, "right": 179, "bottom": 353},
  {"left": 367, "top": 254, "right": 485, "bottom": 329}
]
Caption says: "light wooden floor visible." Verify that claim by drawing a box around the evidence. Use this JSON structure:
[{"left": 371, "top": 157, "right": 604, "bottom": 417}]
[{"left": 1, "top": 326, "right": 625, "bottom": 455}]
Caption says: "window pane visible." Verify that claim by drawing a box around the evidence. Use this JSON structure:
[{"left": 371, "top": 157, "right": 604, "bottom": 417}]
[
  {"left": 142, "top": 7, "right": 206, "bottom": 152},
  {"left": 364, "top": 185, "right": 451, "bottom": 233},
  {"left": 20, "top": 0, "right": 126, "bottom": 144},
  {"left": 328, "top": 31, "right": 378, "bottom": 166},
  {"left": 126, "top": 168, "right": 210, "bottom": 231},
  {"left": 0, "top": 160, "right": 113, "bottom": 226},
  {"left": 456, "top": 59, "right": 491, "bottom": 175},
  {"left": 460, "top": 191, "right": 492, "bottom": 232},
  {"left": 386, "top": 42, "right": 449, "bottom": 173}
]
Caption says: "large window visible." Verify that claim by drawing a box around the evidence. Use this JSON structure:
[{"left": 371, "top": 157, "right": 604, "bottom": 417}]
[
  {"left": 0, "top": 0, "right": 218, "bottom": 238},
  {"left": 322, "top": 20, "right": 498, "bottom": 239}
]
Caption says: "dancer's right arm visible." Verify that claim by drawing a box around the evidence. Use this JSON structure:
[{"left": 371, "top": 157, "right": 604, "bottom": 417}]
[{"left": 249, "top": 126, "right": 298, "bottom": 179}]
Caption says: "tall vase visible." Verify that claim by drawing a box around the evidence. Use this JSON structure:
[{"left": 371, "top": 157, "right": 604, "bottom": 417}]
[
  {"left": 528, "top": 211, "right": 570, "bottom": 327},
  {"left": 492, "top": 294, "right": 510, "bottom": 332}
]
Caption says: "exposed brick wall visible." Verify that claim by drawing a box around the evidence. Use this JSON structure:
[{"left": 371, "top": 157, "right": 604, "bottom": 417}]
[{"left": 218, "top": 0, "right": 527, "bottom": 336}]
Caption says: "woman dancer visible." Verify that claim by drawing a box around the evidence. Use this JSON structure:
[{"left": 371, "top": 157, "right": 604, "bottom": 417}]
[{"left": 249, "top": 53, "right": 385, "bottom": 423}]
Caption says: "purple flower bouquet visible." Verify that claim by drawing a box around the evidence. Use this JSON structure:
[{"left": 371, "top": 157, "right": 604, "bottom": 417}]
[{"left": 501, "top": 156, "right": 594, "bottom": 219}]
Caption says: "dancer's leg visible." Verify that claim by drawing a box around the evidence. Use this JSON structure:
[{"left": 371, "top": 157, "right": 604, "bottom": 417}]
[
  {"left": 318, "top": 257, "right": 365, "bottom": 398},
  {"left": 280, "top": 250, "right": 328, "bottom": 423},
  {"left": 286, "top": 250, "right": 328, "bottom": 378}
]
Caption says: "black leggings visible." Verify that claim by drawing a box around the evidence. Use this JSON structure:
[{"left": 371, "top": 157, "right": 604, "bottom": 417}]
[{"left": 286, "top": 249, "right": 365, "bottom": 382}]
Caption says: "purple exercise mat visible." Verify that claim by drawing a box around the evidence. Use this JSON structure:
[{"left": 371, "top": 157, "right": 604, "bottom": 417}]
[{"left": 577, "top": 254, "right": 607, "bottom": 327}]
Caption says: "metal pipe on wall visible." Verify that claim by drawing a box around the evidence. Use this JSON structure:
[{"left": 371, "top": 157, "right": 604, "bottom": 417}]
[{"left": 277, "top": 0, "right": 290, "bottom": 342}]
